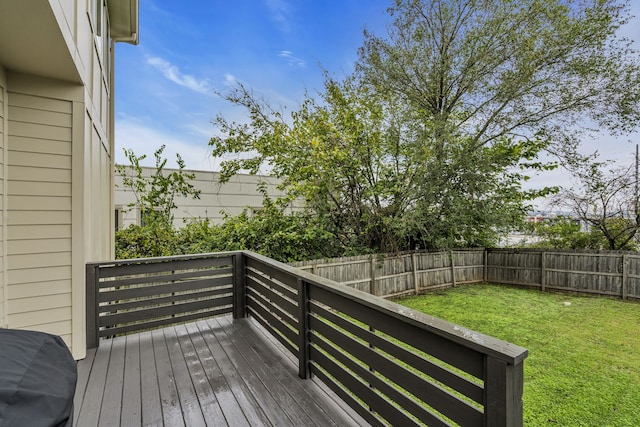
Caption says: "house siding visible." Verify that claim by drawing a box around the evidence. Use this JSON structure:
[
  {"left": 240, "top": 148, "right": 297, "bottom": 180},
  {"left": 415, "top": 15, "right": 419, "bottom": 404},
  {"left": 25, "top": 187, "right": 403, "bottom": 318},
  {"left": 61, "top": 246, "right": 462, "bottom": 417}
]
[
  {"left": 0, "top": 66, "right": 6, "bottom": 328},
  {"left": 0, "top": 0, "right": 135, "bottom": 358},
  {"left": 6, "top": 91, "right": 73, "bottom": 347}
]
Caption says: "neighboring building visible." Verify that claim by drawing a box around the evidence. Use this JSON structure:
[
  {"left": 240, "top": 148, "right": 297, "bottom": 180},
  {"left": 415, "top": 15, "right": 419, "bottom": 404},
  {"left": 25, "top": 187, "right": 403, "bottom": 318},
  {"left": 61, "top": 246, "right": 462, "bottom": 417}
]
[
  {"left": 0, "top": 0, "right": 139, "bottom": 359},
  {"left": 115, "top": 167, "right": 287, "bottom": 228}
]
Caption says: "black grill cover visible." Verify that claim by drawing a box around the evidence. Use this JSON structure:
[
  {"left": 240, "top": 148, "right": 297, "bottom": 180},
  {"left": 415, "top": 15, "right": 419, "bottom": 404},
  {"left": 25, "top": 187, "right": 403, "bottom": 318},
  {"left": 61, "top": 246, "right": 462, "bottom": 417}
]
[{"left": 0, "top": 329, "right": 77, "bottom": 427}]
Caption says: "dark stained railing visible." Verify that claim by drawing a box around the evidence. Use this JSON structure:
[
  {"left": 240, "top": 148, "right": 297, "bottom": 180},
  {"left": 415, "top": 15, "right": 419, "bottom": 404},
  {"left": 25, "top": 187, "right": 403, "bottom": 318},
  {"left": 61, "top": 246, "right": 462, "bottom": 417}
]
[
  {"left": 85, "top": 252, "right": 237, "bottom": 348},
  {"left": 87, "top": 251, "right": 528, "bottom": 426}
]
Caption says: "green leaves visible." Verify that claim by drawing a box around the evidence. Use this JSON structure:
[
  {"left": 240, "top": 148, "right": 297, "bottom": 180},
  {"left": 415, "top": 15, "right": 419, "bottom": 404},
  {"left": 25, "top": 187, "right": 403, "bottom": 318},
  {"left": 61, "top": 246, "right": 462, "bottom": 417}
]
[
  {"left": 359, "top": 0, "right": 640, "bottom": 147},
  {"left": 115, "top": 145, "right": 201, "bottom": 231},
  {"left": 114, "top": 146, "right": 202, "bottom": 259},
  {"left": 207, "top": 0, "right": 640, "bottom": 255}
]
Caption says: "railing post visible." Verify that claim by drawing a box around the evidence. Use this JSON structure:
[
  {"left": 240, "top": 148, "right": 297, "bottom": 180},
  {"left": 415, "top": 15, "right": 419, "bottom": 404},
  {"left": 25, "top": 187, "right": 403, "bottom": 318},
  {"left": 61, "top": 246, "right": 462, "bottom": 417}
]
[
  {"left": 484, "top": 356, "right": 525, "bottom": 427},
  {"left": 233, "top": 252, "right": 247, "bottom": 319},
  {"left": 297, "top": 278, "right": 310, "bottom": 379},
  {"left": 86, "top": 263, "right": 99, "bottom": 349}
]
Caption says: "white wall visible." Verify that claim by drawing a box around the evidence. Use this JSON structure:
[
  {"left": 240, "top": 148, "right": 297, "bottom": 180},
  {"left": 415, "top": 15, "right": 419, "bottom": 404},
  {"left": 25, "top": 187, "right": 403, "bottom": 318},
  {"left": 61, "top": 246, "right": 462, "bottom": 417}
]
[{"left": 115, "top": 167, "right": 288, "bottom": 228}]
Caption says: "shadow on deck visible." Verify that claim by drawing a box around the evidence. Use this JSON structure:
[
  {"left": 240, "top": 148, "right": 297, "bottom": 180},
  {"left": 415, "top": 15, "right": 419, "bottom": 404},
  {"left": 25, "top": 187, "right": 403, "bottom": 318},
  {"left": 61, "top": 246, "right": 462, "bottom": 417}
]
[{"left": 74, "top": 315, "right": 365, "bottom": 426}]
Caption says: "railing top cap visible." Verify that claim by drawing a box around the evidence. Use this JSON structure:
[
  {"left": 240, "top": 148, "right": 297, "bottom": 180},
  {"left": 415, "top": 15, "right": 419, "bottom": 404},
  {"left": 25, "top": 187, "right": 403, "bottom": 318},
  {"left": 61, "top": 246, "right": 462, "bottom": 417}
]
[{"left": 242, "top": 250, "right": 528, "bottom": 364}]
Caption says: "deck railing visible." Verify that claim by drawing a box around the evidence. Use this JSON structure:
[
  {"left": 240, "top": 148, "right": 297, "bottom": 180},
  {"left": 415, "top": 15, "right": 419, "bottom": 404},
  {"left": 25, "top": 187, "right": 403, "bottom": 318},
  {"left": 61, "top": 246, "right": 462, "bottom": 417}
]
[{"left": 87, "top": 251, "right": 528, "bottom": 426}]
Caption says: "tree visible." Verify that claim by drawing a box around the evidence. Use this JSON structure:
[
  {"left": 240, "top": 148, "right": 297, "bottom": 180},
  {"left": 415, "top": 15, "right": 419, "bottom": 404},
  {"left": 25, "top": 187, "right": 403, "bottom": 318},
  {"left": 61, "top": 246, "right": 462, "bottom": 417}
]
[
  {"left": 552, "top": 154, "right": 639, "bottom": 250},
  {"left": 523, "top": 217, "right": 605, "bottom": 249},
  {"left": 211, "top": 77, "right": 412, "bottom": 252},
  {"left": 114, "top": 146, "right": 201, "bottom": 258},
  {"left": 358, "top": 0, "right": 640, "bottom": 156},
  {"left": 210, "top": 0, "right": 640, "bottom": 253}
]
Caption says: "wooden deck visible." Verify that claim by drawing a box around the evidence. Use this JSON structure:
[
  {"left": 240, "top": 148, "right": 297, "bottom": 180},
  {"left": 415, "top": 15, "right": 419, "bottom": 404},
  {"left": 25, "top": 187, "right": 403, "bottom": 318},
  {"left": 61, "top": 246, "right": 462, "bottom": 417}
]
[{"left": 73, "top": 315, "right": 367, "bottom": 427}]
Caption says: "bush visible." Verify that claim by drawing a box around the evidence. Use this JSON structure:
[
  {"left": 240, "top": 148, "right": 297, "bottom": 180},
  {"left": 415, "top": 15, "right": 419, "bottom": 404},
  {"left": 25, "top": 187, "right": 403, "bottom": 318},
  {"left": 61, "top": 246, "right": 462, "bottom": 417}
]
[
  {"left": 176, "top": 197, "right": 346, "bottom": 262},
  {"left": 115, "top": 224, "right": 178, "bottom": 259}
]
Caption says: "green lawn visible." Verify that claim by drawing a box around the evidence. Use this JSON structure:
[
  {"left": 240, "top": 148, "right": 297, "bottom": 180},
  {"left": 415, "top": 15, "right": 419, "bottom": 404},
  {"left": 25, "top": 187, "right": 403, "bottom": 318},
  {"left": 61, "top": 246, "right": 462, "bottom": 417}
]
[{"left": 394, "top": 284, "right": 640, "bottom": 426}]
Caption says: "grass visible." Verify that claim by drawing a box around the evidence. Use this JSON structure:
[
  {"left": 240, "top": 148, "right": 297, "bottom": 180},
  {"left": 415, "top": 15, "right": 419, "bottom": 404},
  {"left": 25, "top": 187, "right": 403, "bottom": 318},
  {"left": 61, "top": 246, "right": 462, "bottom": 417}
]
[{"left": 394, "top": 284, "right": 640, "bottom": 427}]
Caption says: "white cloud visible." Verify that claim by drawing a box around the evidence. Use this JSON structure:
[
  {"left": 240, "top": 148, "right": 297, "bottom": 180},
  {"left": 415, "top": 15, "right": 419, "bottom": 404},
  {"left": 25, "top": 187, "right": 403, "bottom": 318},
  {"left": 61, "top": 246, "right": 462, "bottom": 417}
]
[
  {"left": 265, "top": 0, "right": 291, "bottom": 32},
  {"left": 147, "top": 56, "right": 214, "bottom": 95},
  {"left": 115, "top": 118, "right": 276, "bottom": 177},
  {"left": 224, "top": 73, "right": 238, "bottom": 87},
  {"left": 115, "top": 118, "right": 221, "bottom": 171},
  {"left": 278, "top": 50, "right": 306, "bottom": 68}
]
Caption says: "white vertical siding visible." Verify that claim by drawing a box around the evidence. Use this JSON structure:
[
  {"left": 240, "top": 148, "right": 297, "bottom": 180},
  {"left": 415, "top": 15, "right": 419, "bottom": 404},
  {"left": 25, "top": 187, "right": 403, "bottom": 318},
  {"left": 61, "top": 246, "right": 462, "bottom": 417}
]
[
  {"left": 6, "top": 92, "right": 73, "bottom": 346},
  {"left": 0, "top": 67, "right": 6, "bottom": 328}
]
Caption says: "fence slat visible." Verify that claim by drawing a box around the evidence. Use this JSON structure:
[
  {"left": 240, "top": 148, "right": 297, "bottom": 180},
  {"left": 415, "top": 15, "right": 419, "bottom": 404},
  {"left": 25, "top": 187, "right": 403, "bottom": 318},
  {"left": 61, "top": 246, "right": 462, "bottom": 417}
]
[{"left": 290, "top": 249, "right": 640, "bottom": 300}]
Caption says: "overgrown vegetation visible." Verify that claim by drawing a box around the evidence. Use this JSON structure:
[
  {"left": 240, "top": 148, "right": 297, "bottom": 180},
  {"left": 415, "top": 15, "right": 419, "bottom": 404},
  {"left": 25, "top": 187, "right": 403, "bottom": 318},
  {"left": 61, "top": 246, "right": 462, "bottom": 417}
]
[
  {"left": 396, "top": 284, "right": 640, "bottom": 426},
  {"left": 116, "top": 183, "right": 346, "bottom": 261},
  {"left": 117, "top": 0, "right": 640, "bottom": 259},
  {"left": 115, "top": 145, "right": 201, "bottom": 259},
  {"left": 524, "top": 216, "right": 638, "bottom": 251},
  {"left": 210, "top": 0, "right": 640, "bottom": 253},
  {"left": 551, "top": 153, "right": 639, "bottom": 250},
  {"left": 176, "top": 190, "right": 347, "bottom": 261}
]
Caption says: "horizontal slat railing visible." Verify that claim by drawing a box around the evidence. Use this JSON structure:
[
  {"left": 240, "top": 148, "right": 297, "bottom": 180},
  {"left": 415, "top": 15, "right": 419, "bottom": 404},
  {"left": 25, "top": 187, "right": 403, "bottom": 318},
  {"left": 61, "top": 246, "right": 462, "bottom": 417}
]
[
  {"left": 243, "top": 256, "right": 301, "bottom": 358},
  {"left": 86, "top": 252, "right": 236, "bottom": 348},
  {"left": 242, "top": 251, "right": 528, "bottom": 427},
  {"left": 86, "top": 250, "right": 527, "bottom": 425}
]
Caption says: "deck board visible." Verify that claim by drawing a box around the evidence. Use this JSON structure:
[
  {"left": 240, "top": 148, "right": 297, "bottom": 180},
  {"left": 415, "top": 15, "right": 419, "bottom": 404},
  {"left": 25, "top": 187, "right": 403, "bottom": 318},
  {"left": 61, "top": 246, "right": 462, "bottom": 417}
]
[
  {"left": 74, "top": 315, "right": 367, "bottom": 427},
  {"left": 152, "top": 328, "right": 185, "bottom": 427},
  {"left": 120, "top": 333, "right": 141, "bottom": 427},
  {"left": 173, "top": 324, "right": 227, "bottom": 426},
  {"left": 76, "top": 340, "right": 112, "bottom": 426},
  {"left": 98, "top": 336, "right": 126, "bottom": 426},
  {"left": 194, "top": 320, "right": 270, "bottom": 426},
  {"left": 139, "top": 331, "right": 163, "bottom": 426},
  {"left": 217, "top": 316, "right": 354, "bottom": 427}
]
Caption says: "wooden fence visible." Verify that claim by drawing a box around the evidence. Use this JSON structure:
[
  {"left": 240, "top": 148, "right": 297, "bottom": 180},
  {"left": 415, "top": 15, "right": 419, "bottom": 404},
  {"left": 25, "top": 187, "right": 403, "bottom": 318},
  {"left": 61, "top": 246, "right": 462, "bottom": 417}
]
[
  {"left": 290, "top": 248, "right": 640, "bottom": 300},
  {"left": 486, "top": 249, "right": 640, "bottom": 299}
]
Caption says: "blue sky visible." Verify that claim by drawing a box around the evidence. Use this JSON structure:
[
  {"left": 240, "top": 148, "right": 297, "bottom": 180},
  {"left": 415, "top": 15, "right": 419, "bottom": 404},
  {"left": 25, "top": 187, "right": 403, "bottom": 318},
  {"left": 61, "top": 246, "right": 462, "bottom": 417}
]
[
  {"left": 114, "top": 0, "right": 389, "bottom": 170},
  {"left": 114, "top": 0, "right": 640, "bottom": 201}
]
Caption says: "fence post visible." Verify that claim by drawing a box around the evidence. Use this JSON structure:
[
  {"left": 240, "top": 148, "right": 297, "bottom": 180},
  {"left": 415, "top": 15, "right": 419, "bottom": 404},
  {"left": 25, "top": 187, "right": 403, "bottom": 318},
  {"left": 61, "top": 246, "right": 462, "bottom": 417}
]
[
  {"left": 297, "top": 278, "right": 310, "bottom": 379},
  {"left": 540, "top": 251, "right": 546, "bottom": 292},
  {"left": 370, "top": 257, "right": 378, "bottom": 296},
  {"left": 450, "top": 250, "right": 456, "bottom": 287},
  {"left": 412, "top": 253, "right": 419, "bottom": 295},
  {"left": 484, "top": 249, "right": 488, "bottom": 282},
  {"left": 86, "top": 263, "right": 99, "bottom": 349},
  {"left": 233, "top": 252, "right": 247, "bottom": 319},
  {"left": 622, "top": 254, "right": 628, "bottom": 300},
  {"left": 484, "top": 356, "right": 525, "bottom": 427}
]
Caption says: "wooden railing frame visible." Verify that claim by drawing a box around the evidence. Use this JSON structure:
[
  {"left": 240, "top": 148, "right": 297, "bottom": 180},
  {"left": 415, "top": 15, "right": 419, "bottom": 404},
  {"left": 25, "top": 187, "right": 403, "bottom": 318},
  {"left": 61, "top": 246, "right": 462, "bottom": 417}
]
[
  {"left": 86, "top": 252, "right": 237, "bottom": 349},
  {"left": 86, "top": 250, "right": 528, "bottom": 426}
]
